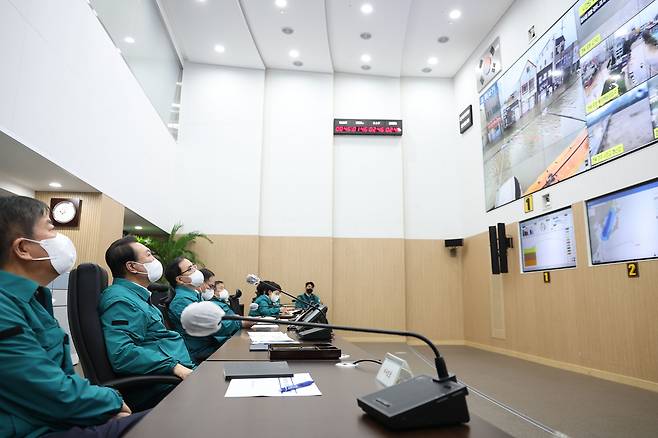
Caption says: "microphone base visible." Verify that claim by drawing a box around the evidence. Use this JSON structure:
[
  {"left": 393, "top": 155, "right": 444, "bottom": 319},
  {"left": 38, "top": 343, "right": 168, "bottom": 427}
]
[
  {"left": 297, "top": 327, "right": 333, "bottom": 341},
  {"left": 357, "top": 374, "right": 469, "bottom": 430}
]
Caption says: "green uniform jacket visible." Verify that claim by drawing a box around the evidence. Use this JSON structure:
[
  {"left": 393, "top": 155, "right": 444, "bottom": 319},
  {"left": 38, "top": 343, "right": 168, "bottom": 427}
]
[
  {"left": 168, "top": 286, "right": 224, "bottom": 363},
  {"left": 208, "top": 297, "right": 241, "bottom": 345},
  {"left": 249, "top": 294, "right": 281, "bottom": 317},
  {"left": 294, "top": 292, "right": 320, "bottom": 309},
  {"left": 0, "top": 270, "right": 123, "bottom": 438}
]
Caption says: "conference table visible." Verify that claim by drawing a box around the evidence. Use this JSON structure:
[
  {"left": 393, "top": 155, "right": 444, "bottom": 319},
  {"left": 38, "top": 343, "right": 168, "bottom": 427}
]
[{"left": 126, "top": 330, "right": 547, "bottom": 437}]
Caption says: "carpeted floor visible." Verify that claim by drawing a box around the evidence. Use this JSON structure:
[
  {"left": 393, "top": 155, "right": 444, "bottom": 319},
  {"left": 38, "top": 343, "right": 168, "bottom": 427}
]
[{"left": 354, "top": 343, "right": 658, "bottom": 438}]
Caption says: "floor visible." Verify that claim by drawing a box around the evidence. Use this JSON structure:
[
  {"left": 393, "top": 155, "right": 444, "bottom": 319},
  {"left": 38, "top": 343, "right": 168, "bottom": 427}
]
[{"left": 354, "top": 342, "right": 658, "bottom": 438}]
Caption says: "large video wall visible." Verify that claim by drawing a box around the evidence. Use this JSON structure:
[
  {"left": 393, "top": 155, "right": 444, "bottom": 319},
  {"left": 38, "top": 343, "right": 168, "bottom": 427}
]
[{"left": 480, "top": 0, "right": 658, "bottom": 212}]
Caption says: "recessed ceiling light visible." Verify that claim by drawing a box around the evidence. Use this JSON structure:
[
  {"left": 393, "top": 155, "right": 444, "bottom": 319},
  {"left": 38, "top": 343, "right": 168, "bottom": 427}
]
[
  {"left": 449, "top": 9, "right": 461, "bottom": 20},
  {"left": 124, "top": 36, "right": 135, "bottom": 44},
  {"left": 282, "top": 27, "right": 294, "bottom": 35},
  {"left": 422, "top": 67, "right": 432, "bottom": 73},
  {"left": 293, "top": 60, "right": 303, "bottom": 67},
  {"left": 361, "top": 65, "right": 371, "bottom": 71},
  {"left": 275, "top": 0, "right": 287, "bottom": 8},
  {"left": 134, "top": 225, "right": 143, "bottom": 230},
  {"left": 360, "top": 32, "right": 372, "bottom": 40},
  {"left": 214, "top": 44, "right": 225, "bottom": 53},
  {"left": 360, "top": 54, "right": 371, "bottom": 63},
  {"left": 360, "top": 3, "right": 373, "bottom": 14},
  {"left": 49, "top": 182, "right": 62, "bottom": 188},
  {"left": 428, "top": 56, "right": 438, "bottom": 65},
  {"left": 197, "top": 0, "right": 207, "bottom": 3},
  {"left": 437, "top": 36, "right": 450, "bottom": 43},
  {"left": 289, "top": 49, "right": 300, "bottom": 58}
]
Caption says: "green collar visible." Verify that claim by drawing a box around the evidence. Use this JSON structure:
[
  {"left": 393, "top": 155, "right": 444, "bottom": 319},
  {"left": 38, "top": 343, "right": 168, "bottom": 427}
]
[
  {"left": 113, "top": 278, "right": 150, "bottom": 302},
  {"left": 175, "top": 285, "right": 199, "bottom": 297},
  {"left": 0, "top": 270, "right": 43, "bottom": 302}
]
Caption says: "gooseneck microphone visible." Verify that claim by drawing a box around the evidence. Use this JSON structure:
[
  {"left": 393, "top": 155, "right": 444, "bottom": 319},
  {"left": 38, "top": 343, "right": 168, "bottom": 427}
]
[
  {"left": 195, "top": 305, "right": 470, "bottom": 430},
  {"left": 245, "top": 274, "right": 325, "bottom": 314}
]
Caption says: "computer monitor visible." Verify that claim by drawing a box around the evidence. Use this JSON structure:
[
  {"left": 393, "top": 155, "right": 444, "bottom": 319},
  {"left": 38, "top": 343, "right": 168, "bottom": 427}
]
[
  {"left": 586, "top": 178, "right": 658, "bottom": 265},
  {"left": 300, "top": 305, "right": 329, "bottom": 325},
  {"left": 519, "top": 206, "right": 577, "bottom": 272}
]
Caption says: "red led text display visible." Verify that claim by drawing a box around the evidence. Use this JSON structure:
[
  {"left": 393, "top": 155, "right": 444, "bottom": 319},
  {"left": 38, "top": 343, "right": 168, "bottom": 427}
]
[{"left": 333, "top": 119, "right": 403, "bottom": 136}]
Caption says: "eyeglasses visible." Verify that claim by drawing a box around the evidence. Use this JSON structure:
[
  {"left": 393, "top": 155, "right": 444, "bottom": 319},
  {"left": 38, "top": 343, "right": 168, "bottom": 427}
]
[{"left": 181, "top": 264, "right": 197, "bottom": 275}]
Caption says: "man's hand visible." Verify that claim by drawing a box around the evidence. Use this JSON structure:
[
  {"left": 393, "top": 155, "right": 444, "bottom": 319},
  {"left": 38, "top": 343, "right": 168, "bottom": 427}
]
[
  {"left": 173, "top": 363, "right": 194, "bottom": 380},
  {"left": 113, "top": 402, "right": 132, "bottom": 420},
  {"left": 242, "top": 320, "right": 255, "bottom": 329}
]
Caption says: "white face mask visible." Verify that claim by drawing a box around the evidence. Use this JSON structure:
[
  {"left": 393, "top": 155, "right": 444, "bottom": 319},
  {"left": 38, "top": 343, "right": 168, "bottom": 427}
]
[
  {"left": 218, "top": 289, "right": 229, "bottom": 301},
  {"left": 133, "top": 259, "right": 163, "bottom": 283},
  {"left": 182, "top": 269, "right": 204, "bottom": 287},
  {"left": 24, "top": 233, "right": 77, "bottom": 274},
  {"left": 201, "top": 289, "right": 214, "bottom": 301},
  {"left": 271, "top": 294, "right": 280, "bottom": 303}
]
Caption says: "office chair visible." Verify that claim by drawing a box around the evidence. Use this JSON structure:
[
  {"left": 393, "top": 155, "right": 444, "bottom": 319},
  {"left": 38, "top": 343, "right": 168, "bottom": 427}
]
[
  {"left": 148, "top": 282, "right": 174, "bottom": 329},
  {"left": 67, "top": 263, "right": 181, "bottom": 410}
]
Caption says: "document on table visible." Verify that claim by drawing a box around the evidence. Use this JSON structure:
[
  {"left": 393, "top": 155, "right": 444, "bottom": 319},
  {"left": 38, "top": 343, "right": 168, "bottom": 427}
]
[
  {"left": 247, "top": 331, "right": 297, "bottom": 344},
  {"left": 224, "top": 373, "right": 321, "bottom": 398}
]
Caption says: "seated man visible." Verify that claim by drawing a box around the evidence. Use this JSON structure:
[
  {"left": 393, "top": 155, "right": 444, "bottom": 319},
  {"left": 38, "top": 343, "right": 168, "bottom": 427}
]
[
  {"left": 295, "top": 281, "right": 321, "bottom": 310},
  {"left": 0, "top": 196, "right": 144, "bottom": 437},
  {"left": 198, "top": 268, "right": 216, "bottom": 301},
  {"left": 248, "top": 280, "right": 281, "bottom": 317},
  {"left": 207, "top": 277, "right": 243, "bottom": 343},
  {"left": 99, "top": 236, "right": 196, "bottom": 411},
  {"left": 166, "top": 259, "right": 235, "bottom": 364}
]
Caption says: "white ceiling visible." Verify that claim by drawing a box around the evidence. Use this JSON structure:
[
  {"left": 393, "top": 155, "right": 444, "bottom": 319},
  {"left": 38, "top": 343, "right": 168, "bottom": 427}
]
[
  {"left": 0, "top": 131, "right": 98, "bottom": 193},
  {"left": 158, "top": 0, "right": 514, "bottom": 77},
  {"left": 124, "top": 207, "right": 166, "bottom": 235}
]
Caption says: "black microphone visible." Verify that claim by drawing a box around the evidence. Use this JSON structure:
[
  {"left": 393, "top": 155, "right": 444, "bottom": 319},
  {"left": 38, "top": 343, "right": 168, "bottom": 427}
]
[{"left": 210, "top": 311, "right": 470, "bottom": 430}]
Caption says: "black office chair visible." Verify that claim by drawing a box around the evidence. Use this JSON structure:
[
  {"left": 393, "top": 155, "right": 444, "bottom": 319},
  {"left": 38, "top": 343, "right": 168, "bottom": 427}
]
[
  {"left": 148, "top": 283, "right": 174, "bottom": 329},
  {"left": 67, "top": 263, "right": 181, "bottom": 410}
]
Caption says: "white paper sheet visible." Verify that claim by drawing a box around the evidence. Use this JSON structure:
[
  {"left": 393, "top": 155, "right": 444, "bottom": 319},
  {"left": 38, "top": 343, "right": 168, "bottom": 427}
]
[
  {"left": 247, "top": 331, "right": 297, "bottom": 344},
  {"left": 224, "top": 373, "right": 321, "bottom": 398}
]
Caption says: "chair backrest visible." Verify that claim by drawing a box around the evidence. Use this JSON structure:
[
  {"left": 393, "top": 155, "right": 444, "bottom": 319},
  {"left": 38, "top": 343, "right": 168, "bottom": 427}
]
[
  {"left": 149, "top": 284, "right": 174, "bottom": 329},
  {"left": 67, "top": 263, "right": 118, "bottom": 385}
]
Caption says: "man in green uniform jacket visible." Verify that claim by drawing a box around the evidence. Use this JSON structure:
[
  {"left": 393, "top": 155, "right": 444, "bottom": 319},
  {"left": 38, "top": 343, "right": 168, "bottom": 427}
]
[
  {"left": 208, "top": 281, "right": 242, "bottom": 344},
  {"left": 249, "top": 280, "right": 282, "bottom": 317},
  {"left": 165, "top": 259, "right": 225, "bottom": 363},
  {"left": 295, "top": 281, "right": 321, "bottom": 309},
  {"left": 99, "top": 236, "right": 195, "bottom": 411},
  {"left": 0, "top": 196, "right": 144, "bottom": 437}
]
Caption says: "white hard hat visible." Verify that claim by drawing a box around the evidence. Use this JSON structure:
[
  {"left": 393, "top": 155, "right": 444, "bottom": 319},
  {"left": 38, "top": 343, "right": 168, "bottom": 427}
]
[{"left": 181, "top": 301, "right": 225, "bottom": 337}]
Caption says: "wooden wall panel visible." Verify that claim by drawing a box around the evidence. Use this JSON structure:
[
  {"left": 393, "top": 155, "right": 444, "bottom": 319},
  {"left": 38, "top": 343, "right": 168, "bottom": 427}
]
[
  {"left": 258, "top": 236, "right": 332, "bottom": 315},
  {"left": 190, "top": 235, "right": 259, "bottom": 295},
  {"left": 462, "top": 203, "right": 658, "bottom": 384},
  {"left": 97, "top": 194, "right": 125, "bottom": 273},
  {"left": 404, "top": 239, "right": 463, "bottom": 342},
  {"left": 332, "top": 238, "right": 406, "bottom": 340}
]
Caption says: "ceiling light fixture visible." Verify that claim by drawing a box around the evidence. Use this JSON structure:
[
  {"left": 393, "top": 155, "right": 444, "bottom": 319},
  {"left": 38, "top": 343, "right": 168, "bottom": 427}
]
[
  {"left": 123, "top": 36, "right": 135, "bottom": 44},
  {"left": 437, "top": 36, "right": 450, "bottom": 43},
  {"left": 214, "top": 44, "right": 225, "bottom": 53},
  {"left": 360, "top": 32, "right": 372, "bottom": 40},
  {"left": 428, "top": 56, "right": 438, "bottom": 65},
  {"left": 134, "top": 225, "right": 143, "bottom": 230},
  {"left": 49, "top": 182, "right": 62, "bottom": 188},
  {"left": 449, "top": 9, "right": 461, "bottom": 20},
  {"left": 289, "top": 49, "right": 300, "bottom": 58},
  {"left": 275, "top": 0, "right": 287, "bottom": 8},
  {"left": 293, "top": 60, "right": 303, "bottom": 67},
  {"left": 360, "top": 53, "right": 371, "bottom": 63},
  {"left": 422, "top": 67, "right": 432, "bottom": 73},
  {"left": 282, "top": 26, "right": 294, "bottom": 35},
  {"left": 197, "top": 0, "right": 207, "bottom": 3},
  {"left": 361, "top": 65, "right": 371, "bottom": 71},
  {"left": 360, "top": 3, "right": 373, "bottom": 14}
]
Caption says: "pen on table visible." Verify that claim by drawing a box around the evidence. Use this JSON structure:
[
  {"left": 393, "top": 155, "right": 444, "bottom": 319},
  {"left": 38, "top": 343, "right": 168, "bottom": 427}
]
[{"left": 280, "top": 381, "right": 315, "bottom": 393}]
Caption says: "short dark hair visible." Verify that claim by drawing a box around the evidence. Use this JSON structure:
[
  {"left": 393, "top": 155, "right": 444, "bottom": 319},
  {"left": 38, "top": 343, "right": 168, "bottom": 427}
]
[
  {"left": 200, "top": 268, "right": 215, "bottom": 281},
  {"left": 215, "top": 280, "right": 224, "bottom": 285},
  {"left": 105, "top": 235, "right": 138, "bottom": 279},
  {"left": 305, "top": 281, "right": 315, "bottom": 288},
  {"left": 257, "top": 280, "right": 280, "bottom": 295},
  {"left": 0, "top": 196, "right": 49, "bottom": 268},
  {"left": 165, "top": 256, "right": 184, "bottom": 287}
]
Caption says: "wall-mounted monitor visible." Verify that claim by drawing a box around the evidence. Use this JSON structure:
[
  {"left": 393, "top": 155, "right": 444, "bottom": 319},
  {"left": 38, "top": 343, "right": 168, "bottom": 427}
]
[
  {"left": 519, "top": 206, "right": 577, "bottom": 273},
  {"left": 586, "top": 178, "right": 658, "bottom": 265}
]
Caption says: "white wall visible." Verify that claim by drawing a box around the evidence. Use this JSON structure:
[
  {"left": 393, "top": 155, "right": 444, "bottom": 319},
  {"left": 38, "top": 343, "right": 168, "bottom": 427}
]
[
  {"left": 333, "top": 74, "right": 405, "bottom": 238},
  {"left": 260, "top": 70, "right": 334, "bottom": 237},
  {"left": 177, "top": 63, "right": 265, "bottom": 235},
  {"left": 0, "top": 0, "right": 178, "bottom": 232},
  {"left": 453, "top": 0, "right": 658, "bottom": 237},
  {"left": 401, "top": 78, "right": 462, "bottom": 239}
]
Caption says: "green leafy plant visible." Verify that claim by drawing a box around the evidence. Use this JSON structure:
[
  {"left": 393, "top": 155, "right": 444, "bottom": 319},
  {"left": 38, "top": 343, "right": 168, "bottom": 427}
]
[{"left": 135, "top": 223, "right": 212, "bottom": 283}]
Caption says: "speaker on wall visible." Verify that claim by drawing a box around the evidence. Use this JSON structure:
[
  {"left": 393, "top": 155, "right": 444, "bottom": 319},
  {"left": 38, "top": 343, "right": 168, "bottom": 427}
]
[
  {"left": 488, "top": 226, "right": 500, "bottom": 275},
  {"left": 444, "top": 239, "right": 464, "bottom": 248},
  {"left": 496, "top": 223, "right": 509, "bottom": 274}
]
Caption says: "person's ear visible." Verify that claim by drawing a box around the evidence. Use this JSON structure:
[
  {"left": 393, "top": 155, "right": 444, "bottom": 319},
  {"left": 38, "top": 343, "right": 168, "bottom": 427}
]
[{"left": 13, "top": 238, "right": 37, "bottom": 261}]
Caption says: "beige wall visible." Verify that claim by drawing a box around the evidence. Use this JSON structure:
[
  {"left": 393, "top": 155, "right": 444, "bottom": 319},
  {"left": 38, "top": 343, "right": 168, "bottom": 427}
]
[
  {"left": 463, "top": 203, "right": 658, "bottom": 387},
  {"left": 35, "top": 192, "right": 124, "bottom": 275}
]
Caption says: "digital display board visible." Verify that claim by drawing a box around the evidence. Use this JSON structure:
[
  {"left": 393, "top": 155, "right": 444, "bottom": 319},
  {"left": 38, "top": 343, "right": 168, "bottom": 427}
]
[{"left": 519, "top": 207, "right": 577, "bottom": 272}]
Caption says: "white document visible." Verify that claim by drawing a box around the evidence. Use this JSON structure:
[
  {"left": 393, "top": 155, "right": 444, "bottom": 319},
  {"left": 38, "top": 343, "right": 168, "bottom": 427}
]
[
  {"left": 224, "top": 373, "right": 321, "bottom": 398},
  {"left": 247, "top": 331, "right": 297, "bottom": 344},
  {"left": 250, "top": 323, "right": 280, "bottom": 332}
]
